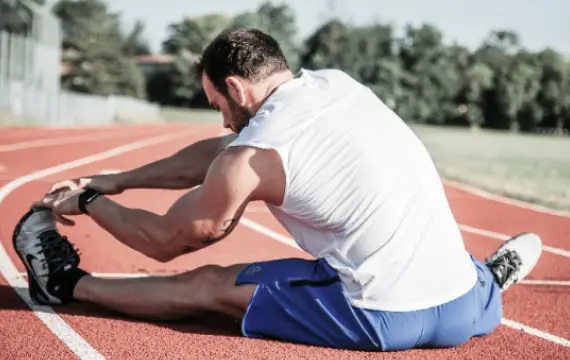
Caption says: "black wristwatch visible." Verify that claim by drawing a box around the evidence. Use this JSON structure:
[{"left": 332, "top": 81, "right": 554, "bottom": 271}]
[{"left": 78, "top": 188, "right": 103, "bottom": 214}]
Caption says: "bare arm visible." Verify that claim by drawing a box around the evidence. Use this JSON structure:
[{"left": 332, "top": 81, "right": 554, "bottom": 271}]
[
  {"left": 81, "top": 146, "right": 283, "bottom": 262},
  {"left": 114, "top": 133, "right": 237, "bottom": 191}
]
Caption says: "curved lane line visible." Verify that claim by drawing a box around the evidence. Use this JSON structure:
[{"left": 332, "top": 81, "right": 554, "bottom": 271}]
[{"left": 0, "top": 129, "right": 195, "bottom": 360}]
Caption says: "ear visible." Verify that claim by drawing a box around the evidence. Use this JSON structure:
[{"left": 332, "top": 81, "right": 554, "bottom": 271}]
[{"left": 225, "top": 76, "right": 247, "bottom": 106}]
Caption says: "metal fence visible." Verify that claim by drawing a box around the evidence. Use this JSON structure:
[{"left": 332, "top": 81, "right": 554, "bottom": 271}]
[{"left": 0, "top": 1, "right": 161, "bottom": 127}]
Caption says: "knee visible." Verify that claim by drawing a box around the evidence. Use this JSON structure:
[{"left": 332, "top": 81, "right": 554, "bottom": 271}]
[
  {"left": 199, "top": 264, "right": 235, "bottom": 288},
  {"left": 167, "top": 263, "right": 252, "bottom": 316},
  {"left": 172, "top": 264, "right": 238, "bottom": 294}
]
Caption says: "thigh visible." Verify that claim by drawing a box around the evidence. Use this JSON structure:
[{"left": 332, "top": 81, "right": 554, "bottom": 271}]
[
  {"left": 233, "top": 257, "right": 383, "bottom": 351},
  {"left": 172, "top": 262, "right": 256, "bottom": 319}
]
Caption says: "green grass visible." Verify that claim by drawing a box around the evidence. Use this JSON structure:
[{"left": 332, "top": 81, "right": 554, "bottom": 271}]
[
  {"left": 160, "top": 107, "right": 222, "bottom": 124},
  {"left": 0, "top": 110, "right": 41, "bottom": 128},
  {"left": 409, "top": 124, "right": 570, "bottom": 212}
]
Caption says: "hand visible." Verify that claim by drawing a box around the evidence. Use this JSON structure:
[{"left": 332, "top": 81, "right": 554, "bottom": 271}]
[
  {"left": 32, "top": 188, "right": 86, "bottom": 226},
  {"left": 46, "top": 174, "right": 124, "bottom": 196}
]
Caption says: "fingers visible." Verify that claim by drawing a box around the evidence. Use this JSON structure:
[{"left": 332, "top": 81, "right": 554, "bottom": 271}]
[
  {"left": 32, "top": 198, "right": 52, "bottom": 209},
  {"left": 47, "top": 178, "right": 94, "bottom": 196},
  {"left": 32, "top": 188, "right": 82, "bottom": 226},
  {"left": 30, "top": 199, "right": 75, "bottom": 226},
  {"left": 31, "top": 197, "right": 57, "bottom": 215},
  {"left": 54, "top": 213, "right": 75, "bottom": 226},
  {"left": 79, "top": 177, "right": 93, "bottom": 188},
  {"left": 48, "top": 179, "right": 80, "bottom": 194}
]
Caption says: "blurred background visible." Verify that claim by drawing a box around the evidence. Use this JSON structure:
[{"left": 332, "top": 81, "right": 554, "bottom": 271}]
[{"left": 1, "top": 0, "right": 569, "bottom": 210}]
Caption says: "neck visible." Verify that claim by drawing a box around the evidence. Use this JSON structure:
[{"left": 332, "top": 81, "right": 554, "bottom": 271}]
[{"left": 249, "top": 70, "right": 295, "bottom": 114}]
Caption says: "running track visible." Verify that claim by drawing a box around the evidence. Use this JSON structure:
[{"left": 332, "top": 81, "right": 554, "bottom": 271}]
[{"left": 0, "top": 122, "right": 569, "bottom": 359}]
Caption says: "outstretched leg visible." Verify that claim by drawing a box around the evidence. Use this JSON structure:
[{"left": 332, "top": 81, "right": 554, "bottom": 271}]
[
  {"left": 12, "top": 209, "right": 385, "bottom": 351},
  {"left": 12, "top": 207, "right": 255, "bottom": 321},
  {"left": 72, "top": 264, "right": 255, "bottom": 320}
]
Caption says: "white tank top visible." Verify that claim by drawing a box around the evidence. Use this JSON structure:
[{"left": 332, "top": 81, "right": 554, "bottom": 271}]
[{"left": 227, "top": 69, "right": 477, "bottom": 311}]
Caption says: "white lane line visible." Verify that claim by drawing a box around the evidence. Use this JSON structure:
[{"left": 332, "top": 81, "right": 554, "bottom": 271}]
[
  {"left": 0, "top": 130, "right": 144, "bottom": 152},
  {"left": 239, "top": 217, "right": 570, "bottom": 348},
  {"left": 98, "top": 169, "right": 121, "bottom": 175},
  {"left": 520, "top": 280, "right": 570, "bottom": 286},
  {"left": 443, "top": 179, "right": 570, "bottom": 219},
  {"left": 0, "top": 124, "right": 127, "bottom": 137},
  {"left": 0, "top": 128, "right": 195, "bottom": 360},
  {"left": 240, "top": 218, "right": 301, "bottom": 249},
  {"left": 501, "top": 319, "right": 570, "bottom": 347},
  {"left": 459, "top": 224, "right": 570, "bottom": 258}
]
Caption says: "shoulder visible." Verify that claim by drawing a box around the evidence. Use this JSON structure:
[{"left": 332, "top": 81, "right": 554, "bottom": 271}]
[
  {"left": 206, "top": 145, "right": 285, "bottom": 205},
  {"left": 213, "top": 145, "right": 281, "bottom": 176}
]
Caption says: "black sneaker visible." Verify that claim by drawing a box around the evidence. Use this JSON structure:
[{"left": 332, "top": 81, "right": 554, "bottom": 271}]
[
  {"left": 12, "top": 207, "right": 84, "bottom": 305},
  {"left": 485, "top": 232, "right": 543, "bottom": 291}
]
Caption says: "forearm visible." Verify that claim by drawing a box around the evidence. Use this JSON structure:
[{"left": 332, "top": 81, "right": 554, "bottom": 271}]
[
  {"left": 115, "top": 133, "right": 236, "bottom": 190},
  {"left": 85, "top": 196, "right": 177, "bottom": 262}
]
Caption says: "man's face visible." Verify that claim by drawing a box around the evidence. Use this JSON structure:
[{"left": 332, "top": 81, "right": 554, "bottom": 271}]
[{"left": 202, "top": 73, "right": 254, "bottom": 133}]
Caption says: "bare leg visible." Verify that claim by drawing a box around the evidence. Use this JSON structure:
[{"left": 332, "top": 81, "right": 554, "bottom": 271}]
[{"left": 73, "top": 264, "right": 256, "bottom": 321}]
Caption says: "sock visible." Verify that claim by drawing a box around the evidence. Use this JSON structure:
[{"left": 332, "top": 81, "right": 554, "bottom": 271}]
[{"left": 47, "top": 267, "right": 90, "bottom": 304}]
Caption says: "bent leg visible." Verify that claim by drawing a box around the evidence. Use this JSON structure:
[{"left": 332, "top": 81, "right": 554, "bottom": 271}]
[
  {"left": 416, "top": 255, "right": 503, "bottom": 349},
  {"left": 361, "top": 255, "right": 503, "bottom": 351},
  {"left": 470, "top": 255, "right": 503, "bottom": 337},
  {"left": 73, "top": 263, "right": 256, "bottom": 321}
]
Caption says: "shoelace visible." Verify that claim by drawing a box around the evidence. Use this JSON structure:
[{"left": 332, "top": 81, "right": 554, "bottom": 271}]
[
  {"left": 487, "top": 249, "right": 522, "bottom": 288},
  {"left": 35, "top": 230, "right": 80, "bottom": 275}
]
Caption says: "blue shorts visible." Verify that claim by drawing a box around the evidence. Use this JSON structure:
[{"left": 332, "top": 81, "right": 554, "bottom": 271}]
[{"left": 235, "top": 255, "right": 503, "bottom": 351}]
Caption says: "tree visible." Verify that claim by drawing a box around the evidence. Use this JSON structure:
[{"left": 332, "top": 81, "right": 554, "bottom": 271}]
[
  {"left": 159, "top": 14, "right": 231, "bottom": 106},
  {"left": 159, "top": 2, "right": 301, "bottom": 107},
  {"left": 474, "top": 31, "right": 541, "bottom": 131},
  {"left": 52, "top": 0, "right": 146, "bottom": 98},
  {"left": 122, "top": 19, "right": 151, "bottom": 56},
  {"left": 453, "top": 61, "right": 494, "bottom": 128},
  {"left": 535, "top": 48, "right": 570, "bottom": 133},
  {"left": 396, "top": 24, "right": 462, "bottom": 124},
  {"left": 229, "top": 1, "right": 299, "bottom": 70},
  {"left": 162, "top": 14, "right": 230, "bottom": 55},
  {"left": 299, "top": 19, "right": 351, "bottom": 71}
]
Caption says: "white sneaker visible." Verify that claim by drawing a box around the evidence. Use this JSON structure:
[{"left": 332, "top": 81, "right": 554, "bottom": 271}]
[{"left": 485, "top": 232, "right": 543, "bottom": 291}]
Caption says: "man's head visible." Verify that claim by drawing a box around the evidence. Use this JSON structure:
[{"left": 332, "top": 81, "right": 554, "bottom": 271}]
[{"left": 195, "top": 28, "right": 293, "bottom": 133}]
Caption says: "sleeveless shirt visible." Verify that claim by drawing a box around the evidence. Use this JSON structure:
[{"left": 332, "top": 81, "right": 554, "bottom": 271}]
[{"left": 227, "top": 69, "right": 477, "bottom": 311}]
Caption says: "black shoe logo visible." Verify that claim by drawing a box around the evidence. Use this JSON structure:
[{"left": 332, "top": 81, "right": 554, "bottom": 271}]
[
  {"left": 25, "top": 254, "right": 38, "bottom": 274},
  {"left": 25, "top": 254, "right": 49, "bottom": 302},
  {"left": 25, "top": 254, "right": 44, "bottom": 285}
]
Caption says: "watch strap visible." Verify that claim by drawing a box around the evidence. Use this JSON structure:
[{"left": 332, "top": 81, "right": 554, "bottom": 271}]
[{"left": 78, "top": 188, "right": 102, "bottom": 214}]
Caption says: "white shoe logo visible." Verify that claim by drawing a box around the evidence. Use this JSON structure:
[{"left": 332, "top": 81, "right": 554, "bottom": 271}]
[{"left": 245, "top": 266, "right": 262, "bottom": 275}]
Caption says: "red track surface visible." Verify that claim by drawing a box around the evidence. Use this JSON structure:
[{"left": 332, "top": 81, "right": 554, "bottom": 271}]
[{"left": 1, "top": 123, "right": 569, "bottom": 359}]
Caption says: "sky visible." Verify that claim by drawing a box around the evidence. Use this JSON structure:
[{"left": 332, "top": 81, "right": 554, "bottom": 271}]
[{"left": 49, "top": 0, "right": 570, "bottom": 56}]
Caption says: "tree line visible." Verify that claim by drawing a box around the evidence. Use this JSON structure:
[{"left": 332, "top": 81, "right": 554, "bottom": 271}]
[{"left": 2, "top": 0, "right": 569, "bottom": 133}]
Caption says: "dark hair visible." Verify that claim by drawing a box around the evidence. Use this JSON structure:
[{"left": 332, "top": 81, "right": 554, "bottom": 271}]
[{"left": 194, "top": 28, "right": 289, "bottom": 94}]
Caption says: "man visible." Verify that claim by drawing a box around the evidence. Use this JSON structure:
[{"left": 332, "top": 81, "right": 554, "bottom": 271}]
[{"left": 13, "top": 28, "right": 542, "bottom": 351}]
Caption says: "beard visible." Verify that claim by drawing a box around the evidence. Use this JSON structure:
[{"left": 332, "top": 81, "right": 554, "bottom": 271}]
[{"left": 227, "top": 96, "right": 254, "bottom": 133}]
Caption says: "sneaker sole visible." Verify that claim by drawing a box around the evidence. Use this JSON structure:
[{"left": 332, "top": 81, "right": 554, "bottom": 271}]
[{"left": 12, "top": 207, "right": 58, "bottom": 305}]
